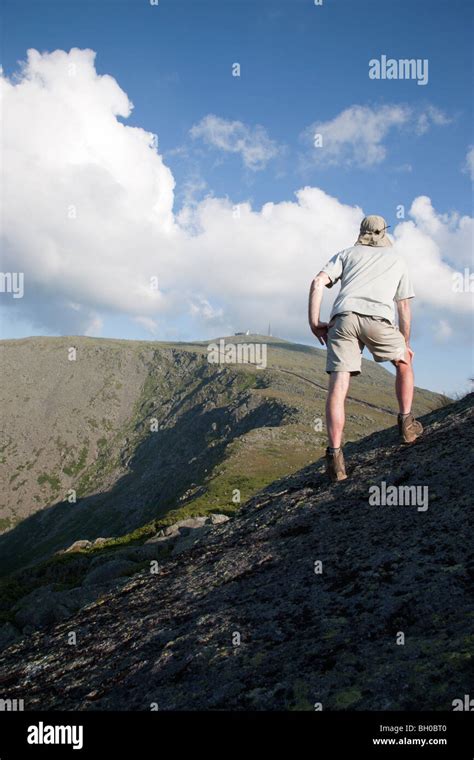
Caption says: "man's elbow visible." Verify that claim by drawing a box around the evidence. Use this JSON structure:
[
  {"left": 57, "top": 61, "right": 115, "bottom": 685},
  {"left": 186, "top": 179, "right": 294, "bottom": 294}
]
[
  {"left": 312, "top": 272, "right": 331, "bottom": 289},
  {"left": 397, "top": 298, "right": 412, "bottom": 313}
]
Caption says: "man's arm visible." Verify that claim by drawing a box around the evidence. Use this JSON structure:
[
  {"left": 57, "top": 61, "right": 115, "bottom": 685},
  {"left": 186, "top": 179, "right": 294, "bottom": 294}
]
[
  {"left": 308, "top": 271, "right": 332, "bottom": 345},
  {"left": 397, "top": 298, "right": 414, "bottom": 359}
]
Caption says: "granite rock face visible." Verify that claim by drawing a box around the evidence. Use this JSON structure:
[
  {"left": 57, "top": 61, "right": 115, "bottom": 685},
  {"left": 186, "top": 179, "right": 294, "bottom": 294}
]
[{"left": 0, "top": 396, "right": 472, "bottom": 711}]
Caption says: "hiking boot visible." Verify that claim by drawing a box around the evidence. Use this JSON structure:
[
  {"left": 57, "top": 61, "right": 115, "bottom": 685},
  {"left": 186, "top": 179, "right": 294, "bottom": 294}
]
[
  {"left": 325, "top": 448, "right": 347, "bottom": 481},
  {"left": 398, "top": 413, "right": 423, "bottom": 444}
]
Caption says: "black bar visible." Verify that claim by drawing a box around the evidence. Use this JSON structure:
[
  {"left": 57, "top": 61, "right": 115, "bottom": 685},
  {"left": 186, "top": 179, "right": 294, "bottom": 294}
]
[{"left": 0, "top": 711, "right": 472, "bottom": 758}]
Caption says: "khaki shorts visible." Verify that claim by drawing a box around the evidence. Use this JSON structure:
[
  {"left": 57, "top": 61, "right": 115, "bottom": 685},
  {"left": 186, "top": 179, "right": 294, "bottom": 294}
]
[{"left": 326, "top": 312, "right": 407, "bottom": 376}]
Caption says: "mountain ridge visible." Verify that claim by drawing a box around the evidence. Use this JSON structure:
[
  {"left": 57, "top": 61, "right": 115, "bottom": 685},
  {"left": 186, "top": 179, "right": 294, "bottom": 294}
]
[{"left": 0, "top": 335, "right": 443, "bottom": 574}]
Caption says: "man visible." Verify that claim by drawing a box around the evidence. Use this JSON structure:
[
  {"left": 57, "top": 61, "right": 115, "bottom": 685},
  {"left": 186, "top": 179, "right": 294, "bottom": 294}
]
[{"left": 308, "top": 215, "right": 423, "bottom": 482}]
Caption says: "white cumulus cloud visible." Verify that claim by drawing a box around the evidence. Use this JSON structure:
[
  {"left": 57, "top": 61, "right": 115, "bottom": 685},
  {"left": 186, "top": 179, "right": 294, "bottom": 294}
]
[
  {"left": 0, "top": 49, "right": 471, "bottom": 346},
  {"left": 190, "top": 114, "right": 281, "bottom": 171},
  {"left": 415, "top": 105, "right": 451, "bottom": 135},
  {"left": 304, "top": 104, "right": 451, "bottom": 168}
]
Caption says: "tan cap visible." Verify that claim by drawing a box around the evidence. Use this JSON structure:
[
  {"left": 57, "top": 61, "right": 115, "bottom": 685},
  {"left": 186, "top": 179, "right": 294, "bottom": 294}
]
[{"left": 355, "top": 215, "right": 392, "bottom": 248}]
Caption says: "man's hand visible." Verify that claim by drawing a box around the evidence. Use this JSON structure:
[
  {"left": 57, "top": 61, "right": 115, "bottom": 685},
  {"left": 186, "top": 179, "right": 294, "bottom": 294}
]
[
  {"left": 397, "top": 298, "right": 412, "bottom": 353},
  {"left": 310, "top": 321, "right": 329, "bottom": 345},
  {"left": 308, "top": 272, "right": 331, "bottom": 344}
]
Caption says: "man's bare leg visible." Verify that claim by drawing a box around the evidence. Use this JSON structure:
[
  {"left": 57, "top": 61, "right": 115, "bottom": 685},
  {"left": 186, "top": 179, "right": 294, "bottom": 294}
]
[
  {"left": 394, "top": 352, "right": 414, "bottom": 414},
  {"left": 326, "top": 371, "right": 351, "bottom": 448},
  {"left": 393, "top": 351, "right": 423, "bottom": 442}
]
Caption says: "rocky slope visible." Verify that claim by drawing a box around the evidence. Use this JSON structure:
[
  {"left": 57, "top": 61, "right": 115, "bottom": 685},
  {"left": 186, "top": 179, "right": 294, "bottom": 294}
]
[
  {"left": 0, "top": 335, "right": 442, "bottom": 573},
  {"left": 0, "top": 394, "right": 471, "bottom": 711}
]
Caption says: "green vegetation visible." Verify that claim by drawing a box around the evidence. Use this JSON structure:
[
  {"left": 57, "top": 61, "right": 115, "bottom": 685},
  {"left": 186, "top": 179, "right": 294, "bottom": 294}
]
[
  {"left": 63, "top": 445, "right": 88, "bottom": 476},
  {"left": 232, "top": 372, "right": 258, "bottom": 394},
  {"left": 37, "top": 473, "right": 61, "bottom": 492},
  {"left": 86, "top": 521, "right": 159, "bottom": 551}
]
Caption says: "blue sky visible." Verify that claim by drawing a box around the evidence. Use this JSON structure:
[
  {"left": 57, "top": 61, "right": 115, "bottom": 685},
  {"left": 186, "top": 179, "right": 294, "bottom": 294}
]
[{"left": 1, "top": 0, "right": 473, "bottom": 395}]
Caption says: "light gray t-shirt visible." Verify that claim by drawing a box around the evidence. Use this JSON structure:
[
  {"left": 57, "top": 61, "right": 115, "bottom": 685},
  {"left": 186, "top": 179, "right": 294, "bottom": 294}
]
[{"left": 321, "top": 244, "right": 415, "bottom": 323}]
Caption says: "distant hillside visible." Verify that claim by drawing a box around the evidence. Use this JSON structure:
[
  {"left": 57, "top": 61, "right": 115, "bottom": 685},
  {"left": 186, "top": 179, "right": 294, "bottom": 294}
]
[
  {"left": 0, "top": 335, "right": 443, "bottom": 573},
  {"left": 0, "top": 394, "right": 471, "bottom": 710}
]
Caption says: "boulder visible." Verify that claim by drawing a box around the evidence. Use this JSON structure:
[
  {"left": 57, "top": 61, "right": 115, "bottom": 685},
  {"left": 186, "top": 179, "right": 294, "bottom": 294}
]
[
  {"left": 91, "top": 537, "right": 109, "bottom": 548},
  {"left": 144, "top": 533, "right": 174, "bottom": 546},
  {"left": 164, "top": 516, "right": 208, "bottom": 536},
  {"left": 172, "top": 526, "right": 212, "bottom": 556},
  {"left": 208, "top": 513, "right": 230, "bottom": 525},
  {"left": 145, "top": 514, "right": 230, "bottom": 546},
  {"left": 63, "top": 540, "right": 92, "bottom": 553}
]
